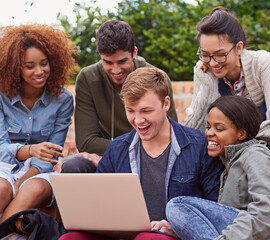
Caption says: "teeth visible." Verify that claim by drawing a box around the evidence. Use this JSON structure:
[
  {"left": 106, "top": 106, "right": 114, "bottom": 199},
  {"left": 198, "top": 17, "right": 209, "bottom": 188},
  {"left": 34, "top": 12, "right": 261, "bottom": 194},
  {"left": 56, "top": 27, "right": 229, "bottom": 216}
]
[
  {"left": 208, "top": 141, "right": 218, "bottom": 146},
  {"left": 138, "top": 125, "right": 149, "bottom": 129},
  {"left": 213, "top": 66, "right": 223, "bottom": 71},
  {"left": 113, "top": 73, "right": 123, "bottom": 77}
]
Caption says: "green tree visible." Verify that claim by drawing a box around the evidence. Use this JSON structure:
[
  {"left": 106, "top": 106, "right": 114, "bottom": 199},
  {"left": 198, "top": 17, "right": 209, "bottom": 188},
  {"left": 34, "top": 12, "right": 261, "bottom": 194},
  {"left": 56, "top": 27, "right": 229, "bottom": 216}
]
[
  {"left": 57, "top": 0, "right": 115, "bottom": 81},
  {"left": 57, "top": 0, "right": 270, "bottom": 82}
]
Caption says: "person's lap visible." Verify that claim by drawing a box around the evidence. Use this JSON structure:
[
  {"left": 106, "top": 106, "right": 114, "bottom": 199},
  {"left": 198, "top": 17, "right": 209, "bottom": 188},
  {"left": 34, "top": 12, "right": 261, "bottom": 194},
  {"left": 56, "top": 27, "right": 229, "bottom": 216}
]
[
  {"left": 166, "top": 196, "right": 238, "bottom": 240},
  {"left": 58, "top": 231, "right": 178, "bottom": 240}
]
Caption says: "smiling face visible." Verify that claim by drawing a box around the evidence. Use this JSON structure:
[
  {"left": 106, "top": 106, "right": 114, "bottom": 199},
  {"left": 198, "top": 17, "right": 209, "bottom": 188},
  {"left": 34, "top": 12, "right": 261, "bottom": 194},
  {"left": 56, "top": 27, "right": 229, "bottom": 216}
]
[
  {"left": 205, "top": 107, "right": 246, "bottom": 157},
  {"left": 125, "top": 90, "right": 170, "bottom": 144},
  {"left": 100, "top": 48, "right": 137, "bottom": 91},
  {"left": 199, "top": 34, "right": 243, "bottom": 83},
  {"left": 21, "top": 47, "right": 50, "bottom": 91}
]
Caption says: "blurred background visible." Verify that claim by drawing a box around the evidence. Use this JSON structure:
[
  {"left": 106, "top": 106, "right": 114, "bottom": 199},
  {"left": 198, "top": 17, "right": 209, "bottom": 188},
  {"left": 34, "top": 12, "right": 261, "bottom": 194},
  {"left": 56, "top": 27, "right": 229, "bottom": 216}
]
[{"left": 1, "top": 0, "right": 269, "bottom": 82}]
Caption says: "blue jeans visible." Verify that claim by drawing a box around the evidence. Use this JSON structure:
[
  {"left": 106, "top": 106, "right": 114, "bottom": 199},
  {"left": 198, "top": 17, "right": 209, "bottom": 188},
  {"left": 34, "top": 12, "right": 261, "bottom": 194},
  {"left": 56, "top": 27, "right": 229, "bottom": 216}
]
[{"left": 166, "top": 196, "right": 239, "bottom": 240}]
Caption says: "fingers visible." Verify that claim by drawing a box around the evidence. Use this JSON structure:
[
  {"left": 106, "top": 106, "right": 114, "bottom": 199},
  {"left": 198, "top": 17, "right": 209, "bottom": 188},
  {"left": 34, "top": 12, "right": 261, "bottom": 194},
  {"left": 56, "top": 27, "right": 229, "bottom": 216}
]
[{"left": 31, "top": 142, "right": 64, "bottom": 161}]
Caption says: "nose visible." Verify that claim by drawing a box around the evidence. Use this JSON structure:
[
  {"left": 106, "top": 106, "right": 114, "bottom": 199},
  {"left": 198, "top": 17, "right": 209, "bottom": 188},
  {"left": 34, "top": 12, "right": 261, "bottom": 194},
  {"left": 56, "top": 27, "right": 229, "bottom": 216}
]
[
  {"left": 208, "top": 57, "right": 217, "bottom": 67},
  {"left": 134, "top": 113, "right": 145, "bottom": 126},
  {"left": 35, "top": 66, "right": 44, "bottom": 75},
  {"left": 111, "top": 64, "right": 121, "bottom": 74},
  {"left": 205, "top": 127, "right": 214, "bottom": 138}
]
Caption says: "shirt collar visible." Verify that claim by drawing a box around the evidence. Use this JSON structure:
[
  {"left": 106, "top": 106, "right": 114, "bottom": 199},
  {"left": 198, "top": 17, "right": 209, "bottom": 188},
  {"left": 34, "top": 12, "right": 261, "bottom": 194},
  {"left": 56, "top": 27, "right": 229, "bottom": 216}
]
[{"left": 10, "top": 88, "right": 50, "bottom": 106}]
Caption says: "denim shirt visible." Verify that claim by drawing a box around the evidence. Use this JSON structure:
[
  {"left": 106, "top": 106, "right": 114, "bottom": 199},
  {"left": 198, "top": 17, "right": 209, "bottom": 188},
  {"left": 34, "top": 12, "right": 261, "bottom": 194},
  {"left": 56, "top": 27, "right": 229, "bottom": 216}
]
[
  {"left": 0, "top": 88, "right": 73, "bottom": 174},
  {"left": 97, "top": 117, "right": 224, "bottom": 202}
]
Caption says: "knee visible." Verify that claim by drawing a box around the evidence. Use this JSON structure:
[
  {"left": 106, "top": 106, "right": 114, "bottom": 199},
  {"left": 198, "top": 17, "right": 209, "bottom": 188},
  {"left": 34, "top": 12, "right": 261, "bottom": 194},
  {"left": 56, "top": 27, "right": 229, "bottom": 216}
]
[
  {"left": 18, "top": 179, "right": 52, "bottom": 202},
  {"left": 166, "top": 196, "right": 193, "bottom": 223},
  {"left": 61, "top": 156, "right": 96, "bottom": 173},
  {"left": 0, "top": 178, "right": 12, "bottom": 198}
]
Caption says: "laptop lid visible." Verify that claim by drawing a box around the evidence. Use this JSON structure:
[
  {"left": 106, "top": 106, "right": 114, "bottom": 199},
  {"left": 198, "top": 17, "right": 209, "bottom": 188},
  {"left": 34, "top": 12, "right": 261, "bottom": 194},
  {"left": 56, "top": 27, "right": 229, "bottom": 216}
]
[{"left": 50, "top": 173, "right": 151, "bottom": 236}]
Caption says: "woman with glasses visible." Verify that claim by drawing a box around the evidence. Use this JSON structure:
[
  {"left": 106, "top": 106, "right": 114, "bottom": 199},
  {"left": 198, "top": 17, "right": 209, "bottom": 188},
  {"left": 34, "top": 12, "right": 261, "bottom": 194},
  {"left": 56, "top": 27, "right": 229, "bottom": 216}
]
[{"left": 184, "top": 7, "right": 270, "bottom": 146}]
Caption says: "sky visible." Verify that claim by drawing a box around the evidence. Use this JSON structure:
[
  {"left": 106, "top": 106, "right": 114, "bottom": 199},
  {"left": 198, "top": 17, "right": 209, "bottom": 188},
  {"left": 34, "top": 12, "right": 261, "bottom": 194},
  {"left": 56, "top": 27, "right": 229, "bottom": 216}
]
[
  {"left": 0, "top": 0, "right": 197, "bottom": 27},
  {"left": 0, "top": 0, "right": 120, "bottom": 27}
]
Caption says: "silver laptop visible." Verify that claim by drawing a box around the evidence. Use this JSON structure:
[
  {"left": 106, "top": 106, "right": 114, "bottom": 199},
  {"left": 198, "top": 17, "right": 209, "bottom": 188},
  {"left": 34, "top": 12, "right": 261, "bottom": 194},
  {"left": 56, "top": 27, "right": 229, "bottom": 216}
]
[{"left": 50, "top": 173, "right": 152, "bottom": 238}]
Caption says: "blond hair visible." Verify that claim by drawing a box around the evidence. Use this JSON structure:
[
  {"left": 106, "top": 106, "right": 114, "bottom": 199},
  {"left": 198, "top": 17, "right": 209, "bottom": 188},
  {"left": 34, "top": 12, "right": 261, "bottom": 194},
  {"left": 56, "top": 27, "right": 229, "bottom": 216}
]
[{"left": 121, "top": 67, "right": 169, "bottom": 105}]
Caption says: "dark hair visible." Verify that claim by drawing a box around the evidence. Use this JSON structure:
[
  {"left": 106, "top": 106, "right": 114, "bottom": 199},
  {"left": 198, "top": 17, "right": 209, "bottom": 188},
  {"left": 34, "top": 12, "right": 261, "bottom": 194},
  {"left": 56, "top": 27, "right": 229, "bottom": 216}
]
[
  {"left": 197, "top": 7, "right": 246, "bottom": 47},
  {"left": 208, "top": 96, "right": 261, "bottom": 142},
  {"left": 96, "top": 20, "right": 135, "bottom": 55},
  {"left": 0, "top": 24, "right": 77, "bottom": 97}
]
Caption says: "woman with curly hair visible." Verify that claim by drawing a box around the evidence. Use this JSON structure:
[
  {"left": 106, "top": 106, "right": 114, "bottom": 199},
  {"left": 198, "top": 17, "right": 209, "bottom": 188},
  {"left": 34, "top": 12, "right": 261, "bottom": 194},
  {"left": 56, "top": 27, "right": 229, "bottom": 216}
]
[{"left": 0, "top": 23, "right": 77, "bottom": 222}]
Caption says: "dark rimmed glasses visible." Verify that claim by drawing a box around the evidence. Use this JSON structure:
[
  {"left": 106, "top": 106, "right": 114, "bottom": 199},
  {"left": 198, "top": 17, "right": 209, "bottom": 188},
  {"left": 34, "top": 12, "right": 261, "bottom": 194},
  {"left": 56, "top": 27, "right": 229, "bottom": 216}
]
[{"left": 197, "top": 44, "right": 236, "bottom": 63}]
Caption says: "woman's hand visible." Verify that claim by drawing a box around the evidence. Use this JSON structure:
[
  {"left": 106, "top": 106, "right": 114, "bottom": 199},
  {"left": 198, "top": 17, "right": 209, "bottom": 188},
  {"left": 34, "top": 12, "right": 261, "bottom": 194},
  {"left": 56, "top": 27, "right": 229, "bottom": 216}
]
[
  {"left": 29, "top": 142, "right": 64, "bottom": 163},
  {"left": 196, "top": 61, "right": 209, "bottom": 73},
  {"left": 151, "top": 219, "right": 179, "bottom": 238}
]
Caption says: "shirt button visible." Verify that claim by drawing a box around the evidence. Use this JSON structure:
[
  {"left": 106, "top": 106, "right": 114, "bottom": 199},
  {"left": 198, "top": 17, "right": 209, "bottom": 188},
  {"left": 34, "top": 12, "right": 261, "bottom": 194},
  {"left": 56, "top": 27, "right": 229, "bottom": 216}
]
[
  {"left": 29, "top": 117, "right": 32, "bottom": 120},
  {"left": 8, "top": 127, "right": 11, "bottom": 130},
  {"left": 180, "top": 178, "right": 184, "bottom": 182},
  {"left": 168, "top": 164, "right": 171, "bottom": 168},
  {"left": 220, "top": 188, "right": 223, "bottom": 193},
  {"left": 27, "top": 133, "right": 30, "bottom": 136}
]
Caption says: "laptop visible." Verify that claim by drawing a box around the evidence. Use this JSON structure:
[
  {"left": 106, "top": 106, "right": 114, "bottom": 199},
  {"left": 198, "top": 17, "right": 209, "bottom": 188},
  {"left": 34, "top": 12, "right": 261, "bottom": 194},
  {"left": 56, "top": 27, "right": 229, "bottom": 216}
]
[{"left": 50, "top": 173, "right": 152, "bottom": 238}]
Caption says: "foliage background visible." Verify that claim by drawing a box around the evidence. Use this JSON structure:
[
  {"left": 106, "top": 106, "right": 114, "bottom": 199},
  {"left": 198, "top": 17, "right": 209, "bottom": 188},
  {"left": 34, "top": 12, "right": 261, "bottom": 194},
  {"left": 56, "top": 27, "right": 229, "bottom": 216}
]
[{"left": 57, "top": 0, "right": 270, "bottom": 82}]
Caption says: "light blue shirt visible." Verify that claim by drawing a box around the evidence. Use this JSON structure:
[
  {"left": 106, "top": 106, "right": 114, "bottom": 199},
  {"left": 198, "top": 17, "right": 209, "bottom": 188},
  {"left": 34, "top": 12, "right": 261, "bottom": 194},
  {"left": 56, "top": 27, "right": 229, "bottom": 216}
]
[{"left": 0, "top": 88, "right": 73, "bottom": 174}]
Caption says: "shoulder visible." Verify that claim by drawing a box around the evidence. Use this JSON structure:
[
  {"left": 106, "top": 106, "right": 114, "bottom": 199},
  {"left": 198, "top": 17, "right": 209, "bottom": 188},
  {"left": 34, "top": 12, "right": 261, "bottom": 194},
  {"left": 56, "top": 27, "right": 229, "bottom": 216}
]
[
  {"left": 242, "top": 49, "right": 270, "bottom": 68},
  {"left": 57, "top": 88, "right": 74, "bottom": 102},
  {"left": 76, "top": 60, "right": 105, "bottom": 83},
  {"left": 107, "top": 129, "right": 136, "bottom": 148},
  {"left": 171, "top": 119, "right": 207, "bottom": 147},
  {"left": 237, "top": 140, "right": 270, "bottom": 164}
]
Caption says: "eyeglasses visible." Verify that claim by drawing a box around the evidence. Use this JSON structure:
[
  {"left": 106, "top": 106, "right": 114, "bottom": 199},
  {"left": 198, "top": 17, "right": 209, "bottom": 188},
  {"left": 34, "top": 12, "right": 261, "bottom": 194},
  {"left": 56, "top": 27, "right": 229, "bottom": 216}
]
[{"left": 197, "top": 44, "right": 236, "bottom": 63}]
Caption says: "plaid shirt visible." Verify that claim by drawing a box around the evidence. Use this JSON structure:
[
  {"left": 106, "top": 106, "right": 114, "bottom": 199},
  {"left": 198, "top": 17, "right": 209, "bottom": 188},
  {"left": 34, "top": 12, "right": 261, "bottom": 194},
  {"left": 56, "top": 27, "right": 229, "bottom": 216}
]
[{"left": 224, "top": 68, "right": 251, "bottom": 99}]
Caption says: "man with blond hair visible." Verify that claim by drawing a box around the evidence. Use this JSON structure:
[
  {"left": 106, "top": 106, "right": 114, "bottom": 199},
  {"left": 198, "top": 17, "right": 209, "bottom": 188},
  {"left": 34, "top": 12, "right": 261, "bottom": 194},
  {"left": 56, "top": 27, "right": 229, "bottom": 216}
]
[
  {"left": 61, "top": 20, "right": 177, "bottom": 173},
  {"left": 59, "top": 67, "right": 223, "bottom": 240}
]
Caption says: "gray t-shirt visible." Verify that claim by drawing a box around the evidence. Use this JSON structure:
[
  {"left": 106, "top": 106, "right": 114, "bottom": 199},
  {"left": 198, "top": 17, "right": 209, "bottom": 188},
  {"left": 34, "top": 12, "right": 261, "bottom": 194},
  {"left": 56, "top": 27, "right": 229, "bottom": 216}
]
[{"left": 140, "top": 142, "right": 171, "bottom": 221}]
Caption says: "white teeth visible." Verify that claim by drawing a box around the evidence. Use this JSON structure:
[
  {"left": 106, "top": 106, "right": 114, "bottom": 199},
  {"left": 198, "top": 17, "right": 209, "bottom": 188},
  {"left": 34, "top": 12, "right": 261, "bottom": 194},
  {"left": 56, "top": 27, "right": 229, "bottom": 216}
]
[
  {"left": 208, "top": 141, "right": 218, "bottom": 146},
  {"left": 113, "top": 73, "right": 123, "bottom": 77},
  {"left": 138, "top": 125, "right": 149, "bottom": 129},
  {"left": 213, "top": 66, "right": 223, "bottom": 71}
]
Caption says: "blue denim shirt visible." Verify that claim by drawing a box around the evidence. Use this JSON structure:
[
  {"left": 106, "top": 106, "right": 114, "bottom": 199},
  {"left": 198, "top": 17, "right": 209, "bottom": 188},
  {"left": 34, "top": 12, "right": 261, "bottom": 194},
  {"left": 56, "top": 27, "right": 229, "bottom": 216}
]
[
  {"left": 97, "top": 117, "right": 224, "bottom": 202},
  {"left": 0, "top": 88, "right": 73, "bottom": 174}
]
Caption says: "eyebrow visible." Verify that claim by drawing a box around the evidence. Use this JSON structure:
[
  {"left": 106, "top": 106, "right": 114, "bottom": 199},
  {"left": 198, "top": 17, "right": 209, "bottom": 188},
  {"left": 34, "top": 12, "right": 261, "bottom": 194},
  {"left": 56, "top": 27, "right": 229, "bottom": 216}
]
[
  {"left": 24, "top": 58, "right": 48, "bottom": 64},
  {"left": 200, "top": 48, "right": 227, "bottom": 54},
  {"left": 102, "top": 57, "right": 129, "bottom": 63}
]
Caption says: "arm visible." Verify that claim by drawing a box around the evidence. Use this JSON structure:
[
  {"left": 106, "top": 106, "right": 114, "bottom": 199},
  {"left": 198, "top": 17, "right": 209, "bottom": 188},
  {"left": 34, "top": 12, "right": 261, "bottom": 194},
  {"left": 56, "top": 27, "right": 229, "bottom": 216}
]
[
  {"left": 183, "top": 63, "right": 220, "bottom": 132},
  {"left": 75, "top": 69, "right": 110, "bottom": 155},
  {"left": 30, "top": 90, "right": 74, "bottom": 173},
  {"left": 256, "top": 51, "right": 270, "bottom": 145},
  {"left": 215, "top": 148, "right": 270, "bottom": 240},
  {"left": 96, "top": 141, "right": 116, "bottom": 173},
  {"left": 200, "top": 137, "right": 224, "bottom": 201}
]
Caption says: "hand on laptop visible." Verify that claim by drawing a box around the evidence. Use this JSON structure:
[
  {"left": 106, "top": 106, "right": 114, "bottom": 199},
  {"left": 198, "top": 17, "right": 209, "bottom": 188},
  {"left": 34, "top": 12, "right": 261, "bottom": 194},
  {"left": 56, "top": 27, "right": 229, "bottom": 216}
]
[
  {"left": 151, "top": 220, "right": 179, "bottom": 238},
  {"left": 74, "top": 152, "right": 102, "bottom": 167}
]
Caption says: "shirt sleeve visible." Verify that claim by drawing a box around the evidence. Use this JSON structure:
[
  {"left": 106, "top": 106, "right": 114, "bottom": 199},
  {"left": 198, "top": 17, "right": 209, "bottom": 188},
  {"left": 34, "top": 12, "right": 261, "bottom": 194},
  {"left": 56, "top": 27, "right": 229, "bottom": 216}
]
[
  {"left": 31, "top": 90, "right": 74, "bottom": 173},
  {"left": 0, "top": 99, "right": 25, "bottom": 166},
  {"left": 74, "top": 69, "right": 111, "bottom": 155},
  {"left": 199, "top": 136, "right": 224, "bottom": 201},
  {"left": 183, "top": 64, "right": 220, "bottom": 132},
  {"left": 215, "top": 148, "right": 270, "bottom": 240}
]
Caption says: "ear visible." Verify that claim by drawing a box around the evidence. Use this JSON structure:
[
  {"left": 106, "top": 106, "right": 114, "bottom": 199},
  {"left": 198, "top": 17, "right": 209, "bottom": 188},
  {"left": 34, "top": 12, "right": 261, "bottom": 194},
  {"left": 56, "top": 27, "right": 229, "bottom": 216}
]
[
  {"left": 235, "top": 41, "right": 244, "bottom": 55},
  {"left": 163, "top": 96, "right": 170, "bottom": 111},
  {"left": 238, "top": 129, "right": 248, "bottom": 141},
  {"left": 132, "top": 47, "right": 138, "bottom": 59}
]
